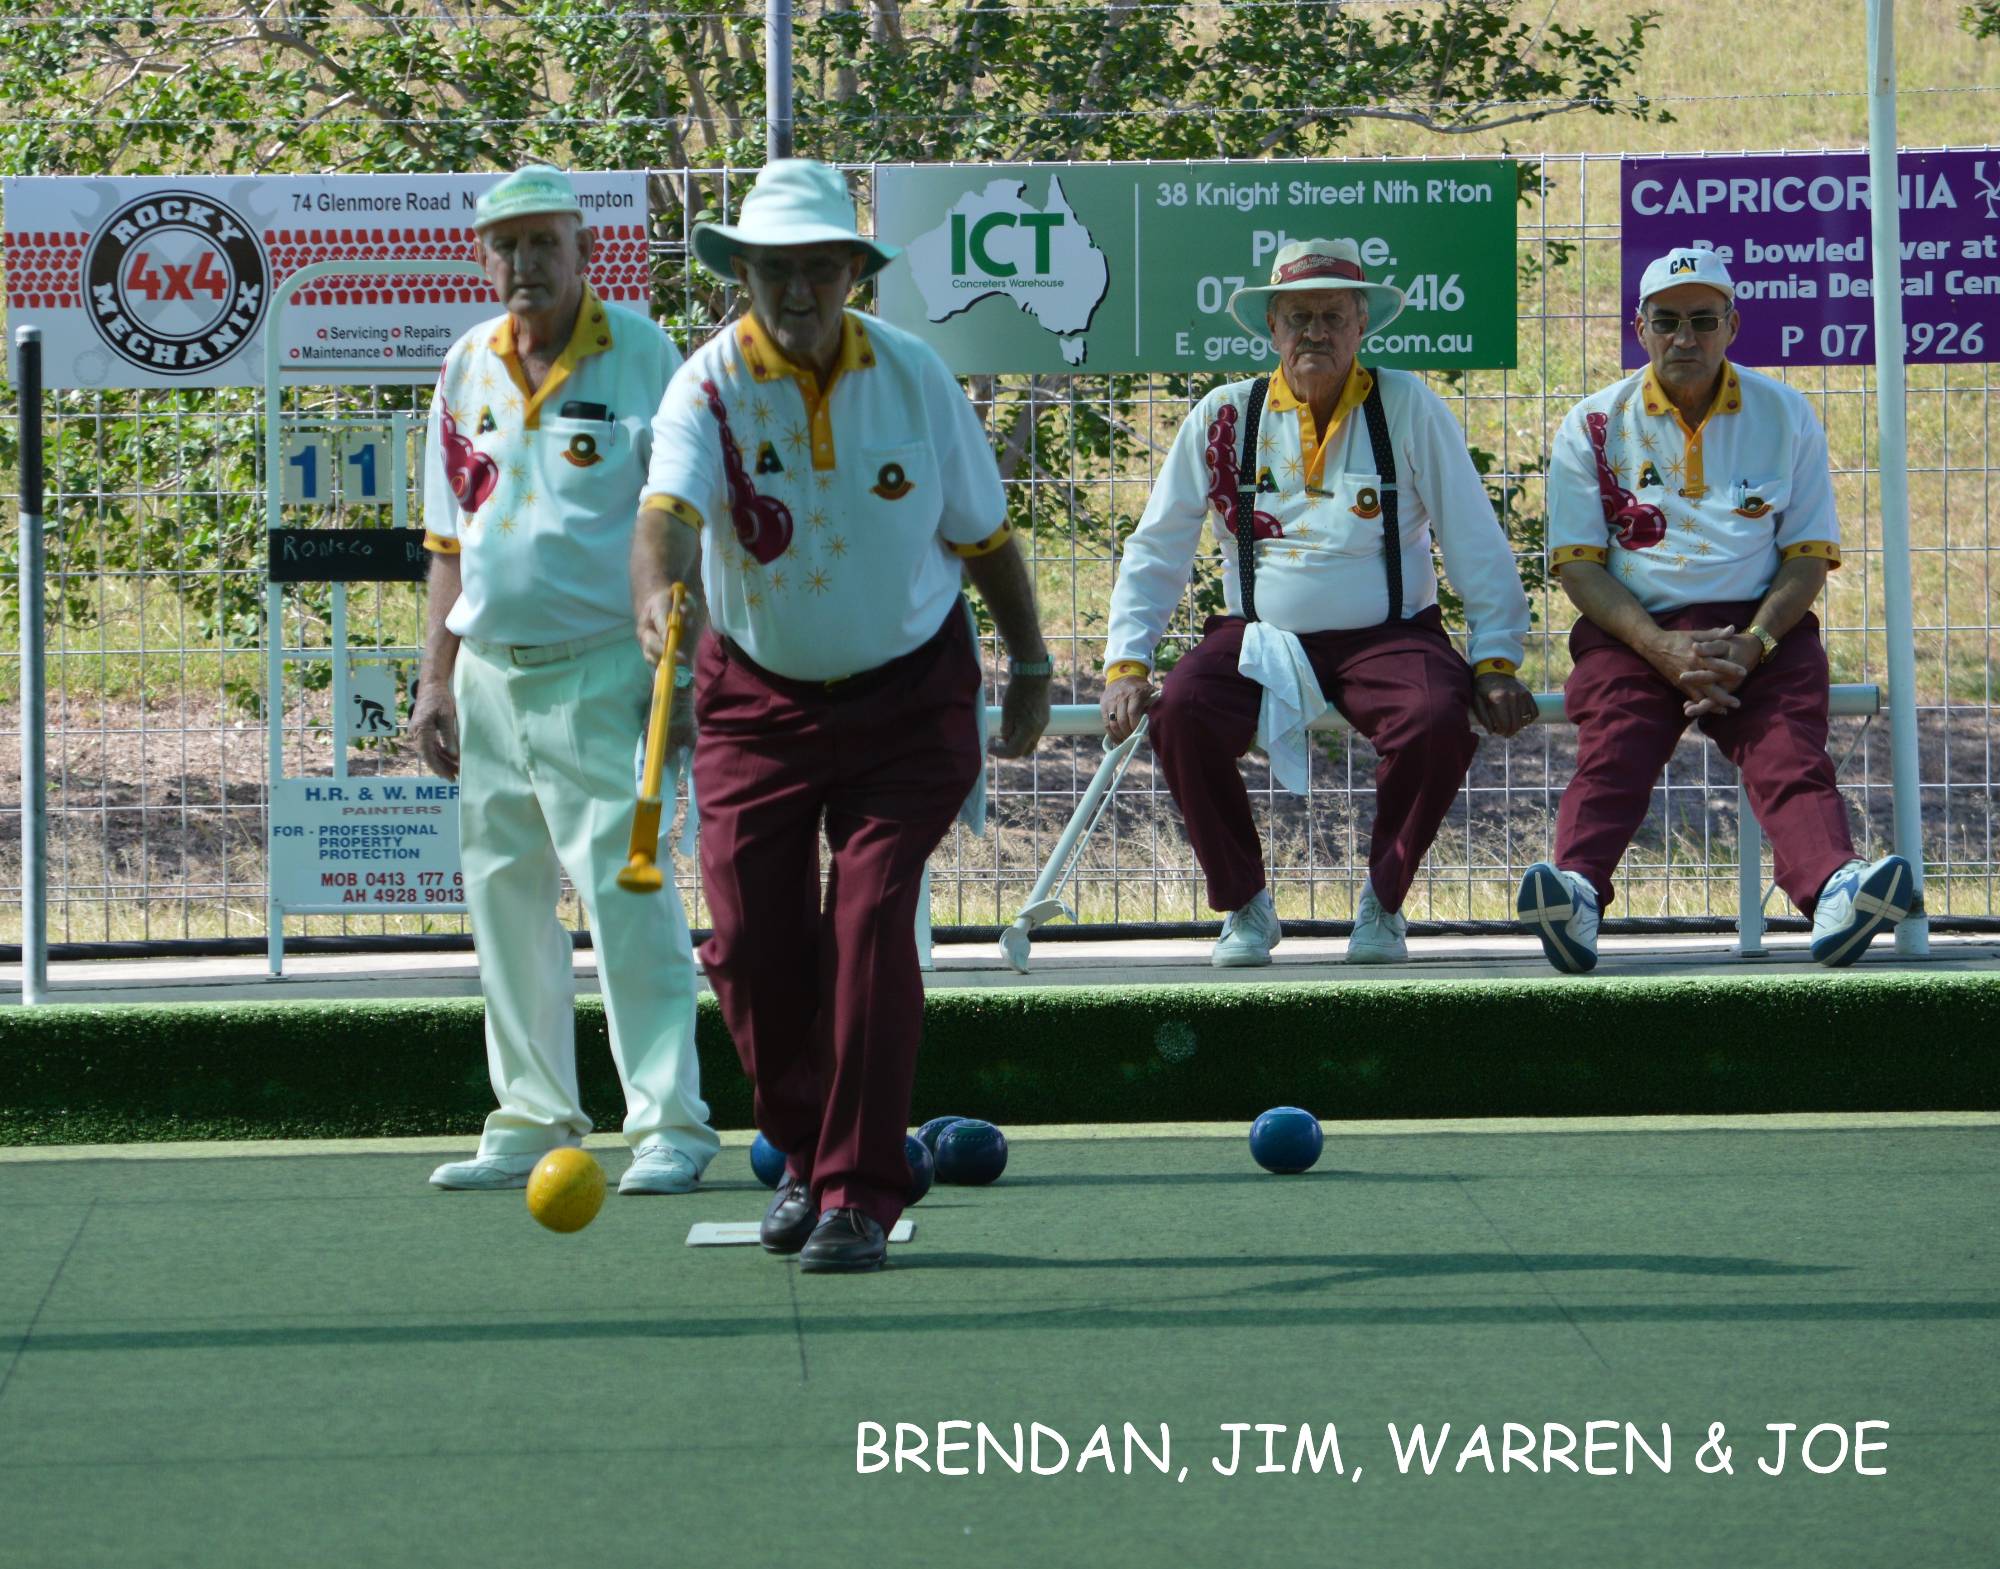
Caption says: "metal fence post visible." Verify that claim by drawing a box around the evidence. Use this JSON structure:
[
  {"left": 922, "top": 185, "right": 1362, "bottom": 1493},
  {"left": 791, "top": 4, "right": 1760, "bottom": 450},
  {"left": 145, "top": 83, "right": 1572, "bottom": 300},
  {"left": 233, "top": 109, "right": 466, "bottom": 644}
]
[
  {"left": 766, "top": 0, "right": 795, "bottom": 160},
  {"left": 1867, "top": 0, "right": 1932, "bottom": 955},
  {"left": 15, "top": 325, "right": 48, "bottom": 1003}
]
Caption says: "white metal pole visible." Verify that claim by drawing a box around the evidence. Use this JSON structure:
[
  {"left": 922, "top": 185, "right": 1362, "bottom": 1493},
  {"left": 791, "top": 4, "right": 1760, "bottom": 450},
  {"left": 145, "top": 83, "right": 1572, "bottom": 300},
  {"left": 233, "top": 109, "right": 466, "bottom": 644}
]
[
  {"left": 767, "top": 0, "right": 795, "bottom": 160},
  {"left": 1866, "top": 0, "right": 1931, "bottom": 955},
  {"left": 16, "top": 326, "right": 48, "bottom": 1004},
  {"left": 261, "top": 260, "right": 485, "bottom": 973},
  {"left": 1736, "top": 786, "right": 1766, "bottom": 958}
]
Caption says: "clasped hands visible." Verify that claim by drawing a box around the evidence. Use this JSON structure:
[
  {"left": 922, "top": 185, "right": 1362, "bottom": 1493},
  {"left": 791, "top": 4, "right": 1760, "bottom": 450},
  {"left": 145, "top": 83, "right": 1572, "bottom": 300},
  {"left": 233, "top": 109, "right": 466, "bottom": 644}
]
[{"left": 1649, "top": 625, "right": 1764, "bottom": 718}]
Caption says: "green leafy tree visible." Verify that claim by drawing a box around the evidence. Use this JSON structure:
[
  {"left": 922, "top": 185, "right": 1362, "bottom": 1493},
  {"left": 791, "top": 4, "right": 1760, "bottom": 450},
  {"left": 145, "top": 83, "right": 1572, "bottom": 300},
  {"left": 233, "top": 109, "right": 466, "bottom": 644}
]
[{"left": 0, "top": 0, "right": 1662, "bottom": 696}]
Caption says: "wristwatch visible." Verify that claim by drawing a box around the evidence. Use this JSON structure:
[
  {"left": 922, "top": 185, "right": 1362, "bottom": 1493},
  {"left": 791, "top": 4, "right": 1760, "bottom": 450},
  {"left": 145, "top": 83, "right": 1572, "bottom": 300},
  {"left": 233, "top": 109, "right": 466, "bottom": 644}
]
[
  {"left": 1008, "top": 656, "right": 1055, "bottom": 678},
  {"left": 1745, "top": 624, "right": 1780, "bottom": 662}
]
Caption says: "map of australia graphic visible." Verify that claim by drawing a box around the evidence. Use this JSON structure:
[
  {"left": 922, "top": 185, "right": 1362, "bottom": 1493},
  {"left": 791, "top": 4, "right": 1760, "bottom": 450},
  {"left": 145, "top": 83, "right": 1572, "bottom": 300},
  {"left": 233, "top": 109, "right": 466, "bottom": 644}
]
[{"left": 905, "top": 175, "right": 1110, "bottom": 365}]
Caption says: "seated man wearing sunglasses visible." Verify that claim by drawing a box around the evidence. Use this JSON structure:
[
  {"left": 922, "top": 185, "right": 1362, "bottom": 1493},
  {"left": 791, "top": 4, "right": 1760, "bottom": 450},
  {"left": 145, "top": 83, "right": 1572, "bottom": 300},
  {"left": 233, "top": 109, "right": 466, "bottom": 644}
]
[{"left": 1521, "top": 245, "right": 1913, "bottom": 972}]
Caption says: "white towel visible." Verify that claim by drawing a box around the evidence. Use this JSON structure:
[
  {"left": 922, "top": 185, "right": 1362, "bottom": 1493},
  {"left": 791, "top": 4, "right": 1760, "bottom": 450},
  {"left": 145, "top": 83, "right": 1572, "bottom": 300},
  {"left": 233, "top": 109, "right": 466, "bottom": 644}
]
[{"left": 1239, "top": 621, "right": 1328, "bottom": 797}]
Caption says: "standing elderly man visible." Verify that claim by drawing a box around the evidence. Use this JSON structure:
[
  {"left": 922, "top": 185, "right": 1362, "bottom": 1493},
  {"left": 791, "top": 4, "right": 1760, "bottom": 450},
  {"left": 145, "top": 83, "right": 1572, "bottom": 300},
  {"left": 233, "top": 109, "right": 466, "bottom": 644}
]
[
  {"left": 413, "top": 165, "right": 718, "bottom": 1194},
  {"left": 1520, "top": 245, "right": 1914, "bottom": 972},
  {"left": 634, "top": 160, "right": 1051, "bottom": 1273},
  {"left": 1102, "top": 238, "right": 1536, "bottom": 967}
]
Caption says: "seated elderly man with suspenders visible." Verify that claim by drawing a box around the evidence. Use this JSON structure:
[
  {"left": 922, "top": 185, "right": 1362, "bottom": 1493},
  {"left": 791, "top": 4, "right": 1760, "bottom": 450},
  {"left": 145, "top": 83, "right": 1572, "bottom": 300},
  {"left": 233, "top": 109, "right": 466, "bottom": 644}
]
[
  {"left": 1519, "top": 245, "right": 1914, "bottom": 972},
  {"left": 1101, "top": 239, "right": 1537, "bottom": 966}
]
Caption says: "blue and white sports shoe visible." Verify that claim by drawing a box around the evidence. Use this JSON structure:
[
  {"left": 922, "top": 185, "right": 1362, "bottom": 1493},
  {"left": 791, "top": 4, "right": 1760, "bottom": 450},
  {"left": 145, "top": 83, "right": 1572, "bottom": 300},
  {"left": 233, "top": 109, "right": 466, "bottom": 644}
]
[
  {"left": 1809, "top": 854, "right": 1914, "bottom": 967},
  {"left": 1517, "top": 861, "right": 1600, "bottom": 974}
]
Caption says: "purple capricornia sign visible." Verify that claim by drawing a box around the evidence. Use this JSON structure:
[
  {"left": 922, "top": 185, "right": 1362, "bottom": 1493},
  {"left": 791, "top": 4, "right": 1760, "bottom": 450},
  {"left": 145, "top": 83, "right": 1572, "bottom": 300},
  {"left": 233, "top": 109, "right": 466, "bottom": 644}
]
[{"left": 1621, "top": 150, "right": 2000, "bottom": 368}]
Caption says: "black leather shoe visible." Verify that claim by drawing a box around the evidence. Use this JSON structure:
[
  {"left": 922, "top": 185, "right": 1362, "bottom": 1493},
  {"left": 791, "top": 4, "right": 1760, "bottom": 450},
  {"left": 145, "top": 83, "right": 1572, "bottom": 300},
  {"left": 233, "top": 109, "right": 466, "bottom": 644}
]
[
  {"left": 760, "top": 1176, "right": 817, "bottom": 1255},
  {"left": 798, "top": 1207, "right": 887, "bottom": 1273}
]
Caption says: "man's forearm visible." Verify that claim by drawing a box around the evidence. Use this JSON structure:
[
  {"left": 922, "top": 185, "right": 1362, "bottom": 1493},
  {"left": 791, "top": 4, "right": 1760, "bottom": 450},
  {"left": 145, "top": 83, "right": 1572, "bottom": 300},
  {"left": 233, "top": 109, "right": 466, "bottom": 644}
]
[
  {"left": 1559, "top": 560, "right": 1665, "bottom": 654},
  {"left": 963, "top": 537, "right": 1048, "bottom": 661},
  {"left": 632, "top": 506, "right": 707, "bottom": 641},
  {"left": 1747, "top": 556, "right": 1831, "bottom": 642},
  {"left": 420, "top": 551, "right": 462, "bottom": 688},
  {"left": 632, "top": 507, "right": 701, "bottom": 610}
]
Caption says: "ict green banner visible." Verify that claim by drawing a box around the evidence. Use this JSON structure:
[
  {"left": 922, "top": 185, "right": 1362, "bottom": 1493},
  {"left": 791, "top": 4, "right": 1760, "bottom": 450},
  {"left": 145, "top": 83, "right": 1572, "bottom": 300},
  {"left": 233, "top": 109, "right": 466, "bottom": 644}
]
[{"left": 874, "top": 161, "right": 1517, "bottom": 374}]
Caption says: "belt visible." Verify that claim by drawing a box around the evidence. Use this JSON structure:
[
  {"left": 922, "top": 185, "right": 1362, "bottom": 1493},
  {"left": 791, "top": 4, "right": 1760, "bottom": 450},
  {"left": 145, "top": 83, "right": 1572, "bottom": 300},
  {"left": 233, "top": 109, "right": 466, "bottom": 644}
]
[
  {"left": 464, "top": 625, "right": 631, "bottom": 667},
  {"left": 720, "top": 607, "right": 963, "bottom": 700}
]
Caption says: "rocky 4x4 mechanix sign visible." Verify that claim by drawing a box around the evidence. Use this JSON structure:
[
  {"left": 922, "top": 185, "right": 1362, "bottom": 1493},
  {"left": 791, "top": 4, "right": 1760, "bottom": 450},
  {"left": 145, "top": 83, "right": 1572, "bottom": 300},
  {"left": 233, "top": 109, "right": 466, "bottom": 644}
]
[
  {"left": 3, "top": 172, "right": 649, "bottom": 387},
  {"left": 86, "top": 191, "right": 269, "bottom": 376}
]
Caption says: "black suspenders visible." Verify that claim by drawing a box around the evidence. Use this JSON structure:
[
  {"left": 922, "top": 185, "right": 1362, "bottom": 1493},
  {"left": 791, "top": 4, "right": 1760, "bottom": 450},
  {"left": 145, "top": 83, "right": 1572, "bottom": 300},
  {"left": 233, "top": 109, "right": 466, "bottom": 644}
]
[
  {"left": 1234, "top": 376, "right": 1270, "bottom": 623},
  {"left": 1234, "top": 368, "right": 1405, "bottom": 628},
  {"left": 1357, "top": 370, "right": 1405, "bottom": 625}
]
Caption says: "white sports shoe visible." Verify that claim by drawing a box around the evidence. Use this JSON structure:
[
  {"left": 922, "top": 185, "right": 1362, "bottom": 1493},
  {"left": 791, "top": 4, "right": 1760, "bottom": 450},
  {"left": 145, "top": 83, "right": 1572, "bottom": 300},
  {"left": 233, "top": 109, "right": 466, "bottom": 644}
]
[
  {"left": 427, "top": 1151, "right": 543, "bottom": 1190},
  {"left": 1212, "top": 889, "right": 1282, "bottom": 968},
  {"left": 1810, "top": 854, "right": 1914, "bottom": 968},
  {"left": 1346, "top": 882, "right": 1408, "bottom": 964},
  {"left": 619, "top": 1142, "right": 702, "bottom": 1195},
  {"left": 1516, "top": 861, "right": 1601, "bottom": 974}
]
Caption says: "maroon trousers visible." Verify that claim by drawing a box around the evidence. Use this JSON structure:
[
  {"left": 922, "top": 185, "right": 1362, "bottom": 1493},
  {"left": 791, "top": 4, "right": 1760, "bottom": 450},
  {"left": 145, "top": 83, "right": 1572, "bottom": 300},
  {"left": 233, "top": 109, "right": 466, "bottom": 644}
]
[
  {"left": 1555, "top": 602, "right": 1856, "bottom": 915},
  {"left": 692, "top": 612, "right": 981, "bottom": 1229},
  {"left": 1148, "top": 608, "right": 1479, "bottom": 914}
]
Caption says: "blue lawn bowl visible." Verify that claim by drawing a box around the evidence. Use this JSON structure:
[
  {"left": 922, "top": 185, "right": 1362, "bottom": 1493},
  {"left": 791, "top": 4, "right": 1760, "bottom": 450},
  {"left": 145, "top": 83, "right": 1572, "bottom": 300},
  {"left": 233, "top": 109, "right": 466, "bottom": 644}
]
[
  {"left": 934, "top": 1119, "right": 1009, "bottom": 1186},
  {"left": 1249, "top": 1107, "right": 1323, "bottom": 1175},
  {"left": 904, "top": 1134, "right": 936, "bottom": 1206},
  {"left": 916, "top": 1115, "right": 967, "bottom": 1156},
  {"left": 749, "top": 1132, "right": 788, "bottom": 1189}
]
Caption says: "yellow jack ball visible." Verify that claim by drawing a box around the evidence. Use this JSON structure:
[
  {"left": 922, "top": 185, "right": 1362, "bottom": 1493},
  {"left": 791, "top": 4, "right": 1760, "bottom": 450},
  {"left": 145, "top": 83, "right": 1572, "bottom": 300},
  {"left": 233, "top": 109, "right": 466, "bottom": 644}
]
[{"left": 525, "top": 1148, "right": 606, "bottom": 1233}]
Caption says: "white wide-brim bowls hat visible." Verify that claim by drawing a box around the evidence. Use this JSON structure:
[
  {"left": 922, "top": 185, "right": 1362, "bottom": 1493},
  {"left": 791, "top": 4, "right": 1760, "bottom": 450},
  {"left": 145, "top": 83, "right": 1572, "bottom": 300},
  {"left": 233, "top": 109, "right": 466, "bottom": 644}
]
[
  {"left": 692, "top": 159, "right": 899, "bottom": 283},
  {"left": 1226, "top": 237, "right": 1406, "bottom": 338}
]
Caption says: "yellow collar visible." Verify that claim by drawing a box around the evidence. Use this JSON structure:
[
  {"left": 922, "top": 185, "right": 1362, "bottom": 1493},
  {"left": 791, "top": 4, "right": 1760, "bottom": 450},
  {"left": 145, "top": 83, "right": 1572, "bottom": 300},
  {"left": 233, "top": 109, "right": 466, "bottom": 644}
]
[
  {"left": 489, "top": 287, "right": 614, "bottom": 428},
  {"left": 735, "top": 312, "right": 876, "bottom": 471},
  {"left": 1641, "top": 361, "right": 1739, "bottom": 500},
  {"left": 1267, "top": 363, "right": 1373, "bottom": 490},
  {"left": 1266, "top": 362, "right": 1372, "bottom": 424},
  {"left": 736, "top": 311, "right": 876, "bottom": 390},
  {"left": 489, "top": 286, "right": 614, "bottom": 362},
  {"left": 1641, "top": 361, "right": 1742, "bottom": 430}
]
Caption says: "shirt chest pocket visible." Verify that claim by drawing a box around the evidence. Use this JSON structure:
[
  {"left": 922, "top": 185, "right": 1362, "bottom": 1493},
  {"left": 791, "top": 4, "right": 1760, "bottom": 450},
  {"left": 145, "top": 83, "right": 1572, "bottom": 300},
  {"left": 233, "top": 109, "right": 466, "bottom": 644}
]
[
  {"left": 541, "top": 414, "right": 627, "bottom": 479},
  {"left": 1306, "top": 471, "right": 1391, "bottom": 556},
  {"left": 857, "top": 441, "right": 940, "bottom": 538},
  {"left": 1727, "top": 476, "right": 1787, "bottom": 522}
]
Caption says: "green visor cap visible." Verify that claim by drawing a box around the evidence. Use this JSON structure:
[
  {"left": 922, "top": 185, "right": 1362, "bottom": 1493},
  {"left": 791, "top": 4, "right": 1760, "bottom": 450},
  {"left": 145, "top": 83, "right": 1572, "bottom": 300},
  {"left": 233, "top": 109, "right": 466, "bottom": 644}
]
[{"left": 474, "top": 165, "right": 585, "bottom": 230}]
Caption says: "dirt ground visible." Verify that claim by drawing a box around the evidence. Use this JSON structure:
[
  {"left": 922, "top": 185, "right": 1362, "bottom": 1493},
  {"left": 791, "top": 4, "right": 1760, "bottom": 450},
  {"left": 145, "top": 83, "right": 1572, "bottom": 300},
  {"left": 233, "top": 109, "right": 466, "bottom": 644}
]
[{"left": 2, "top": 687, "right": 1994, "bottom": 941}]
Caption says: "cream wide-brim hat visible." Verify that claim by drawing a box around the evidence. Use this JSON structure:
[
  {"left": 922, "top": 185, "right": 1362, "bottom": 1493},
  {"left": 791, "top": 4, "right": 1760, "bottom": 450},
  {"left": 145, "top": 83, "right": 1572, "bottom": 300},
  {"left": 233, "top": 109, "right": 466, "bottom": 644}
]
[
  {"left": 691, "top": 159, "right": 899, "bottom": 283},
  {"left": 1226, "top": 237, "right": 1407, "bottom": 338}
]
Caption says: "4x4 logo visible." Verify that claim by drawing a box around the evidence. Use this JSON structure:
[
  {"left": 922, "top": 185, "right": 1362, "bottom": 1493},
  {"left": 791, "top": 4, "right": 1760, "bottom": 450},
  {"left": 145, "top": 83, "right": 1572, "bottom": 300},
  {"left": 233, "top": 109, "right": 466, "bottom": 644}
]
[{"left": 84, "top": 192, "right": 268, "bottom": 376}]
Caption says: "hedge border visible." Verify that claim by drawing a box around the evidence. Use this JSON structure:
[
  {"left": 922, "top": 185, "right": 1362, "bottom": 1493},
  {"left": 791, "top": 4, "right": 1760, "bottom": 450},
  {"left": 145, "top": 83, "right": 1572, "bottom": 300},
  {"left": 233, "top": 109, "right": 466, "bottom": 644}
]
[{"left": 2, "top": 973, "right": 1995, "bottom": 1145}]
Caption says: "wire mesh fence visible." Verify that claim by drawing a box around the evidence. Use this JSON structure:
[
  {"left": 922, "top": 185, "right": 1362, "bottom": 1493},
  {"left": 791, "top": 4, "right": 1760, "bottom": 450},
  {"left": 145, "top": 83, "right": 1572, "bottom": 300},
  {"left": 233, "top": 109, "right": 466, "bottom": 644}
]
[{"left": 2, "top": 151, "right": 1995, "bottom": 948}]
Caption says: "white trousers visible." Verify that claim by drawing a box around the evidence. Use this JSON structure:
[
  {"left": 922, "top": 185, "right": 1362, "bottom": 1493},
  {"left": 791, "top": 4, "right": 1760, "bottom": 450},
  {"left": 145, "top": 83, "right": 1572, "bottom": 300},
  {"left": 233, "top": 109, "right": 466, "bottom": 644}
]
[{"left": 453, "top": 632, "right": 717, "bottom": 1168}]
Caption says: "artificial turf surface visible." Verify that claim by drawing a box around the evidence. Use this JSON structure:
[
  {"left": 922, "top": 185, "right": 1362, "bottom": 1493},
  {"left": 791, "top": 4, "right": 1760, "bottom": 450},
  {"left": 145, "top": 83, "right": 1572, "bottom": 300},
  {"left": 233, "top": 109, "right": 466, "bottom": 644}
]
[{"left": 0, "top": 1122, "right": 1994, "bottom": 1566}]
